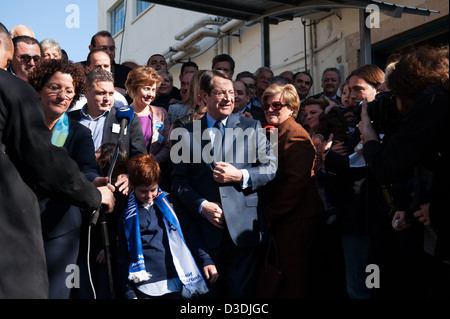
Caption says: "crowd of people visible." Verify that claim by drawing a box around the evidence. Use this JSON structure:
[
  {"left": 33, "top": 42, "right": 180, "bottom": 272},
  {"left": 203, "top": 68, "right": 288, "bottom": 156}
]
[{"left": 0, "top": 22, "right": 448, "bottom": 300}]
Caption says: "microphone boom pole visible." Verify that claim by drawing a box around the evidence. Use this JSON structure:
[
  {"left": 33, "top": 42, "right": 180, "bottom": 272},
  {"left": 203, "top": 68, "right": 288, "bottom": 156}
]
[{"left": 90, "top": 106, "right": 135, "bottom": 299}]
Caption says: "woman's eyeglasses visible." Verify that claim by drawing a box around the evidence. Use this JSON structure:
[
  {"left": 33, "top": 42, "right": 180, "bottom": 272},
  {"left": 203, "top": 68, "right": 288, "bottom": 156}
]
[
  {"left": 45, "top": 85, "right": 75, "bottom": 99},
  {"left": 262, "top": 101, "right": 289, "bottom": 111}
]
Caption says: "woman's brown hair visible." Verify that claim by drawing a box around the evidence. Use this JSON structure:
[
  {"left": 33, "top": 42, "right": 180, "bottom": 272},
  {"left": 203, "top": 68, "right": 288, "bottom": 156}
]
[
  {"left": 388, "top": 45, "right": 449, "bottom": 112},
  {"left": 125, "top": 66, "right": 162, "bottom": 99}
]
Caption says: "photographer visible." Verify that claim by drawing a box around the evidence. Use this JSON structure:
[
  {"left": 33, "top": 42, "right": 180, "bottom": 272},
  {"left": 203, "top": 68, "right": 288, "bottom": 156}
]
[
  {"left": 359, "top": 45, "right": 449, "bottom": 298},
  {"left": 320, "top": 64, "right": 385, "bottom": 299}
]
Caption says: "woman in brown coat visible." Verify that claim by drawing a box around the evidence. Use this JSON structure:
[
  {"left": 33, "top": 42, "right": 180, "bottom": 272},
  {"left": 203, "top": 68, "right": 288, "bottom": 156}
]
[{"left": 259, "top": 84, "right": 325, "bottom": 298}]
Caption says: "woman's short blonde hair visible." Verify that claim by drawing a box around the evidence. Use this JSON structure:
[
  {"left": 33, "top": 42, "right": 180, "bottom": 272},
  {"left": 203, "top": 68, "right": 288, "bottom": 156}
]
[
  {"left": 125, "top": 66, "right": 162, "bottom": 99},
  {"left": 262, "top": 84, "right": 300, "bottom": 118}
]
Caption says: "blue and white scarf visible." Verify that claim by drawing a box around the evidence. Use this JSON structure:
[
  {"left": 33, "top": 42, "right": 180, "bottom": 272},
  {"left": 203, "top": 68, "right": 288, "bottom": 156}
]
[
  {"left": 51, "top": 113, "right": 69, "bottom": 147},
  {"left": 122, "top": 188, "right": 209, "bottom": 298}
]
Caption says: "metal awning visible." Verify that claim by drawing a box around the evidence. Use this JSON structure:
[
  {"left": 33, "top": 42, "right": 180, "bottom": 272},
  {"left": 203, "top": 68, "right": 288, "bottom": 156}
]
[
  {"left": 144, "top": 0, "right": 439, "bottom": 24},
  {"left": 142, "top": 0, "right": 440, "bottom": 67}
]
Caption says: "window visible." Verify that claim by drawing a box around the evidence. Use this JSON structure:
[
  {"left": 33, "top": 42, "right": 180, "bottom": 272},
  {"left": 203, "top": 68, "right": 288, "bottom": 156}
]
[
  {"left": 111, "top": 1, "right": 125, "bottom": 35},
  {"left": 136, "top": 0, "right": 151, "bottom": 16}
]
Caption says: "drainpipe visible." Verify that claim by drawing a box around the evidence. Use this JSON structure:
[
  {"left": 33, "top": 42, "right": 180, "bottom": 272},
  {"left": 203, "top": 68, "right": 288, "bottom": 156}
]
[
  {"left": 171, "top": 27, "right": 222, "bottom": 52},
  {"left": 175, "top": 16, "right": 226, "bottom": 40},
  {"left": 261, "top": 17, "right": 270, "bottom": 67},
  {"left": 166, "top": 28, "right": 222, "bottom": 66},
  {"left": 164, "top": 18, "right": 244, "bottom": 65},
  {"left": 168, "top": 46, "right": 201, "bottom": 65},
  {"left": 359, "top": 9, "right": 372, "bottom": 65},
  {"left": 309, "top": 19, "right": 314, "bottom": 77},
  {"left": 219, "top": 19, "right": 244, "bottom": 33},
  {"left": 302, "top": 18, "right": 307, "bottom": 71}
]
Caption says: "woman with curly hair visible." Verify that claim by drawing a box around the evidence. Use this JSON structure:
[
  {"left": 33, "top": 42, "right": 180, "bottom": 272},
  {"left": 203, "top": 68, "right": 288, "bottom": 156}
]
[
  {"left": 359, "top": 45, "right": 449, "bottom": 298},
  {"left": 28, "top": 59, "right": 107, "bottom": 298}
]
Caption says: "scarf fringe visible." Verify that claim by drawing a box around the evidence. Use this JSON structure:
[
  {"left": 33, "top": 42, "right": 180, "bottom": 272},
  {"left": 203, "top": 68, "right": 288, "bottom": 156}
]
[
  {"left": 128, "top": 270, "right": 151, "bottom": 283},
  {"left": 181, "top": 283, "right": 210, "bottom": 299}
]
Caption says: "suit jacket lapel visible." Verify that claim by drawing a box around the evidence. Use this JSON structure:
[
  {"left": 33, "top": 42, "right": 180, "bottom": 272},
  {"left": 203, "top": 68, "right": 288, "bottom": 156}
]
[
  {"left": 196, "top": 116, "right": 215, "bottom": 168},
  {"left": 199, "top": 115, "right": 211, "bottom": 150},
  {"left": 223, "top": 113, "right": 240, "bottom": 161}
]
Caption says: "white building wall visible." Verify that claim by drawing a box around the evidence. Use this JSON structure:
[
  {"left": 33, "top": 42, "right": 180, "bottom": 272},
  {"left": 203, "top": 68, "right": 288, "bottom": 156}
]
[{"left": 98, "top": 0, "right": 448, "bottom": 94}]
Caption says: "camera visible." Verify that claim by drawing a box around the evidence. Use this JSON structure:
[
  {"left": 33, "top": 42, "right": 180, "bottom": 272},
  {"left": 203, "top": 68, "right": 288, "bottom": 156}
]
[{"left": 356, "top": 91, "right": 403, "bottom": 135}]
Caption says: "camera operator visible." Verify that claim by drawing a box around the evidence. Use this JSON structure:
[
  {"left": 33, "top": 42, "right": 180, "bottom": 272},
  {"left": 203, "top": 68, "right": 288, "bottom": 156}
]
[{"left": 359, "top": 45, "right": 449, "bottom": 298}]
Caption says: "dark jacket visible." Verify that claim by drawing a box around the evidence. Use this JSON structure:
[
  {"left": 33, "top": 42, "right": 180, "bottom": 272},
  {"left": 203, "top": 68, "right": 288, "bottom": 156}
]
[
  {"left": 68, "top": 106, "right": 148, "bottom": 158},
  {"left": 363, "top": 83, "right": 449, "bottom": 259},
  {"left": 0, "top": 69, "right": 101, "bottom": 298},
  {"left": 39, "top": 118, "right": 100, "bottom": 239}
]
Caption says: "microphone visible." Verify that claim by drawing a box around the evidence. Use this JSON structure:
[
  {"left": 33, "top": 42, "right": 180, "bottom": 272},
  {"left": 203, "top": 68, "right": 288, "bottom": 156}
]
[
  {"left": 106, "top": 106, "right": 134, "bottom": 181},
  {"left": 115, "top": 106, "right": 135, "bottom": 140},
  {"left": 91, "top": 106, "right": 134, "bottom": 226}
]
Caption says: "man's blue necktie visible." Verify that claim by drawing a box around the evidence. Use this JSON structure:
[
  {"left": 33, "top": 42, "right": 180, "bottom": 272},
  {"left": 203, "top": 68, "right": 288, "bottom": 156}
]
[{"left": 213, "top": 120, "right": 225, "bottom": 160}]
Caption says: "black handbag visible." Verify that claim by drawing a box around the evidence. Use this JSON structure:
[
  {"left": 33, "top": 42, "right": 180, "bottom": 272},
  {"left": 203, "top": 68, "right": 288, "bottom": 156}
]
[{"left": 255, "top": 235, "right": 283, "bottom": 299}]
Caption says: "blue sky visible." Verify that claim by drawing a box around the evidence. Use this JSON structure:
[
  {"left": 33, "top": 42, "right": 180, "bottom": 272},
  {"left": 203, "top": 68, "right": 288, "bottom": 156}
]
[{"left": 0, "top": 0, "right": 98, "bottom": 62}]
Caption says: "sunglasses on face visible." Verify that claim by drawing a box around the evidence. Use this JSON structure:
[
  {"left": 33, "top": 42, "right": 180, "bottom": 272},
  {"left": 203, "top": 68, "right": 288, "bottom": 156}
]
[
  {"left": 15, "top": 54, "right": 41, "bottom": 64},
  {"left": 262, "top": 101, "right": 288, "bottom": 111}
]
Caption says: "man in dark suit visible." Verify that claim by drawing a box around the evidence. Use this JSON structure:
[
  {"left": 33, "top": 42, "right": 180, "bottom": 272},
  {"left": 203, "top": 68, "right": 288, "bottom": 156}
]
[
  {"left": 320, "top": 67, "right": 342, "bottom": 102},
  {"left": 0, "top": 22, "right": 115, "bottom": 298},
  {"left": 78, "top": 30, "right": 131, "bottom": 98},
  {"left": 171, "top": 70, "right": 277, "bottom": 298},
  {"left": 68, "top": 68, "right": 147, "bottom": 158}
]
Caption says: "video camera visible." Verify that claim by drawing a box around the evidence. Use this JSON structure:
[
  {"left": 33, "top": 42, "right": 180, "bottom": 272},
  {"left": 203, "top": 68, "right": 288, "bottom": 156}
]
[{"left": 356, "top": 91, "right": 403, "bottom": 136}]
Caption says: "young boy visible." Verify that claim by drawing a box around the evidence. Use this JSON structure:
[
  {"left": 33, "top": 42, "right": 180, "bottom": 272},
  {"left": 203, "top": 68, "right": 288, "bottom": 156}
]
[{"left": 116, "top": 154, "right": 218, "bottom": 299}]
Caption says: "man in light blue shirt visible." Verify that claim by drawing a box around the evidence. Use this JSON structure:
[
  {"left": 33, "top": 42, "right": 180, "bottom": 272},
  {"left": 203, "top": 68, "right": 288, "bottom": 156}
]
[
  {"left": 68, "top": 68, "right": 147, "bottom": 157},
  {"left": 79, "top": 106, "right": 109, "bottom": 151}
]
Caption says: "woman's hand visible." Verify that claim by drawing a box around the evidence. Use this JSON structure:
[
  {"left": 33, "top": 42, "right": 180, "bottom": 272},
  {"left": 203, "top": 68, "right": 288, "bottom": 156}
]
[{"left": 97, "top": 184, "right": 116, "bottom": 213}]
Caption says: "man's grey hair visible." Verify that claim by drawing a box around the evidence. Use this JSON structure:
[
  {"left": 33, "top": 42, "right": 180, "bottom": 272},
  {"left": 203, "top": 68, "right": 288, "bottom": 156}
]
[
  {"left": 322, "top": 67, "right": 342, "bottom": 82},
  {"left": 254, "top": 66, "right": 273, "bottom": 78},
  {"left": 85, "top": 67, "right": 114, "bottom": 90}
]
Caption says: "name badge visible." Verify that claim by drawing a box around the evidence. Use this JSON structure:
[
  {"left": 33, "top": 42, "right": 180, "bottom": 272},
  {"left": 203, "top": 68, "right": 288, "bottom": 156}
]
[
  {"left": 157, "top": 132, "right": 164, "bottom": 144},
  {"left": 152, "top": 131, "right": 164, "bottom": 144},
  {"left": 112, "top": 123, "right": 127, "bottom": 135}
]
